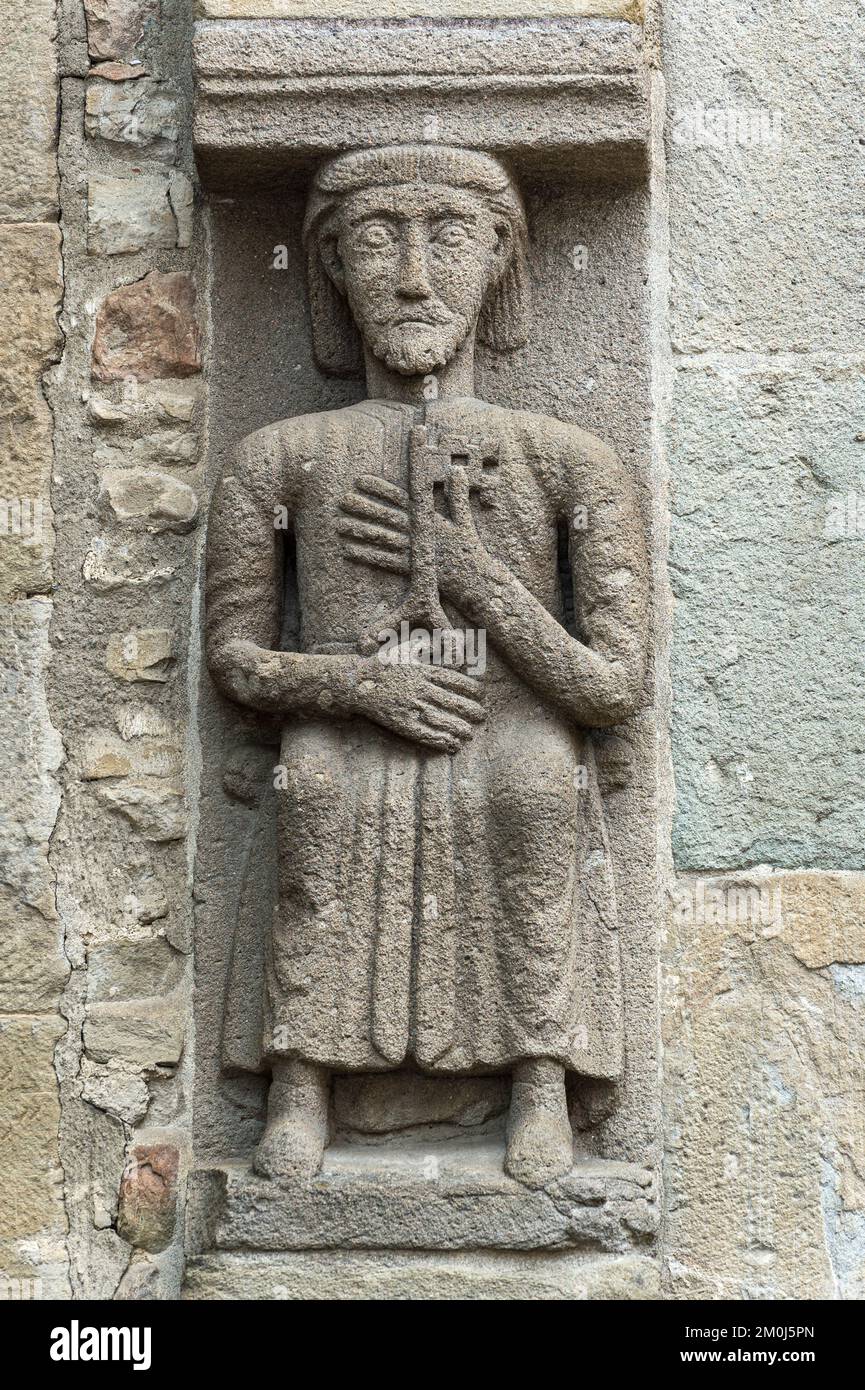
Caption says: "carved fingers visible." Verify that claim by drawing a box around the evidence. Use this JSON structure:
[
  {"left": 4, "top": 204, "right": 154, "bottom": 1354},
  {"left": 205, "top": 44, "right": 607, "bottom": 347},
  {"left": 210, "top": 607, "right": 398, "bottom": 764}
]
[
  {"left": 406, "top": 672, "right": 486, "bottom": 753},
  {"left": 355, "top": 659, "right": 485, "bottom": 755},
  {"left": 416, "top": 668, "right": 486, "bottom": 738},
  {"left": 338, "top": 475, "right": 411, "bottom": 575}
]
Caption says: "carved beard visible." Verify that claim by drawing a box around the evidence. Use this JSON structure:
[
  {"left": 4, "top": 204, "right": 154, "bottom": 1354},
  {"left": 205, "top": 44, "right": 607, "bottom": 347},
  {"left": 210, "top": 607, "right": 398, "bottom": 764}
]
[{"left": 364, "top": 315, "right": 471, "bottom": 376}]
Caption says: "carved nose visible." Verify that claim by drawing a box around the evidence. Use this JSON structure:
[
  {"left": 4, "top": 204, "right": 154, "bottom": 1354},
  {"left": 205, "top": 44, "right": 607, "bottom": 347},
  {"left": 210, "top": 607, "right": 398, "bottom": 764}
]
[{"left": 397, "top": 229, "right": 432, "bottom": 300}]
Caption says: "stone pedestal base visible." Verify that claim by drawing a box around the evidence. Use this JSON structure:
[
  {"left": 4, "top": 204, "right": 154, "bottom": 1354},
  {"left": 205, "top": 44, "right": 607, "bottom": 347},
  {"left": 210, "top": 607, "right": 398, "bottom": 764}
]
[
  {"left": 184, "top": 1138, "right": 659, "bottom": 1298},
  {"left": 183, "top": 1248, "right": 660, "bottom": 1301}
]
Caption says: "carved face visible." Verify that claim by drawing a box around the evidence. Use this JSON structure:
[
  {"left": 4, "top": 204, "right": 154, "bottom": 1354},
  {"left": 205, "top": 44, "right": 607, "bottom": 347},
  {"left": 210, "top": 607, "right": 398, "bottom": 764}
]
[{"left": 320, "top": 183, "right": 512, "bottom": 376}]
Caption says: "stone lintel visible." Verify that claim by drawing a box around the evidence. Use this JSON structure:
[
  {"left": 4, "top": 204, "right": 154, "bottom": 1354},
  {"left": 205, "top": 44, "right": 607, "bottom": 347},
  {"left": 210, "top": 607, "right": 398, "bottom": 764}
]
[
  {"left": 188, "top": 1143, "right": 658, "bottom": 1256},
  {"left": 193, "top": 18, "right": 651, "bottom": 188}
]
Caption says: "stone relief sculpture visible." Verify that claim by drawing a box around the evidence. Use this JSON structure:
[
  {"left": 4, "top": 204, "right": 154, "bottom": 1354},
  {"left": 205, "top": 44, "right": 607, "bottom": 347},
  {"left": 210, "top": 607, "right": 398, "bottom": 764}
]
[{"left": 206, "top": 145, "right": 649, "bottom": 1188}]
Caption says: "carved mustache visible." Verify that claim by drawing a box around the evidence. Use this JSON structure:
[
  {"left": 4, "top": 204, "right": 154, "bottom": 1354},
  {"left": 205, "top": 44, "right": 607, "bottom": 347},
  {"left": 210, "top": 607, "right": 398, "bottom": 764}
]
[{"left": 373, "top": 305, "right": 458, "bottom": 328}]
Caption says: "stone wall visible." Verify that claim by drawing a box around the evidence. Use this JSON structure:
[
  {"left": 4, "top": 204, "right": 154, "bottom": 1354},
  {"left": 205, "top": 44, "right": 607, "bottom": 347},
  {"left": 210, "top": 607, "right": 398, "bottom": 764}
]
[
  {"left": 1, "top": 0, "right": 204, "bottom": 1301},
  {"left": 0, "top": 0, "right": 67, "bottom": 1302},
  {"left": 660, "top": 0, "right": 865, "bottom": 1299},
  {"left": 0, "top": 0, "right": 862, "bottom": 1302}
]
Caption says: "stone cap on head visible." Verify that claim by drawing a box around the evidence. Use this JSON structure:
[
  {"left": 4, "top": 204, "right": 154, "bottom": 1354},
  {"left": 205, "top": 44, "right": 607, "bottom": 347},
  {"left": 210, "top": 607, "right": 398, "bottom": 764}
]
[{"left": 309, "top": 144, "right": 518, "bottom": 198}]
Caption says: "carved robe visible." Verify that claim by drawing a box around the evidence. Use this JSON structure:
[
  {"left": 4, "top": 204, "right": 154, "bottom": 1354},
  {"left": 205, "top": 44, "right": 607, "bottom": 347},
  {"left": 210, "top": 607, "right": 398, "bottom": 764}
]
[{"left": 207, "top": 396, "right": 647, "bottom": 1079}]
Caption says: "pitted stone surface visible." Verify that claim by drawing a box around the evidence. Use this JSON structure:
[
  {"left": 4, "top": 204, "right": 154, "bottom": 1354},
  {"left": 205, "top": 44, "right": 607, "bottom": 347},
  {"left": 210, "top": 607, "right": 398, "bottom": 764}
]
[
  {"left": 664, "top": 0, "right": 865, "bottom": 355},
  {"left": 190, "top": 1148, "right": 658, "bottom": 1255},
  {"left": 85, "top": 77, "right": 179, "bottom": 160},
  {"left": 196, "top": 2, "right": 643, "bottom": 17},
  {"left": 183, "top": 1248, "right": 660, "bottom": 1301},
  {"left": 0, "top": 0, "right": 59, "bottom": 221},
  {"left": 93, "top": 272, "right": 202, "bottom": 383},
  {"left": 99, "top": 467, "right": 199, "bottom": 532},
  {"left": 117, "top": 1143, "right": 180, "bottom": 1253},
  {"left": 0, "top": 224, "right": 63, "bottom": 601},
  {"left": 193, "top": 17, "right": 651, "bottom": 185},
  {"left": 88, "top": 175, "right": 187, "bottom": 256},
  {"left": 85, "top": 0, "right": 158, "bottom": 62},
  {"left": 669, "top": 357, "right": 865, "bottom": 870}
]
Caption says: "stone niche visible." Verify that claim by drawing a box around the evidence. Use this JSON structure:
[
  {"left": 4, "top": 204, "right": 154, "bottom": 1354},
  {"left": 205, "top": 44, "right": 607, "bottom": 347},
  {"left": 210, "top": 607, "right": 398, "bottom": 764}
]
[{"left": 188, "top": 14, "right": 661, "bottom": 1298}]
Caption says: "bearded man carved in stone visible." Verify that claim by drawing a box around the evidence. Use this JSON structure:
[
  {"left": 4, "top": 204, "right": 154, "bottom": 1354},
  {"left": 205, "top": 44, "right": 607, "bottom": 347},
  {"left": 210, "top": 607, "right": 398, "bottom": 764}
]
[{"left": 206, "top": 145, "right": 649, "bottom": 1188}]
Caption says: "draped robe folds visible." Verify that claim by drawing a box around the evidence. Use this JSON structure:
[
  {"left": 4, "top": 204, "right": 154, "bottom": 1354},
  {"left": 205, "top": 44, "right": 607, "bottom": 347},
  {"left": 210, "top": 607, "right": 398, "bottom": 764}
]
[{"left": 207, "top": 397, "right": 645, "bottom": 1080}]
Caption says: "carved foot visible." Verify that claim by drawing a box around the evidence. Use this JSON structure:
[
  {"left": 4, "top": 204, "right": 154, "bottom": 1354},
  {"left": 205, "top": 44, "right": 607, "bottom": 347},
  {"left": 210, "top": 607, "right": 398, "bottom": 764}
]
[
  {"left": 505, "top": 1059, "right": 573, "bottom": 1188},
  {"left": 253, "top": 1059, "right": 330, "bottom": 1181}
]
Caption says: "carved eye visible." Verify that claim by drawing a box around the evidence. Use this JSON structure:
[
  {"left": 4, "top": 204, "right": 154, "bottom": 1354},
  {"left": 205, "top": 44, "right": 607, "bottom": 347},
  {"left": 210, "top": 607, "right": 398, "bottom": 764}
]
[
  {"left": 432, "top": 220, "right": 471, "bottom": 249},
  {"left": 356, "top": 222, "right": 395, "bottom": 251}
]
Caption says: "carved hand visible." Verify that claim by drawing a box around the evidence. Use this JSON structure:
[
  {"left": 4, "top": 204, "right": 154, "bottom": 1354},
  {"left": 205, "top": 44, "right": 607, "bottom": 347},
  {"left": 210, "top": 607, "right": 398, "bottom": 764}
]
[
  {"left": 337, "top": 469, "right": 486, "bottom": 585},
  {"left": 338, "top": 475, "right": 411, "bottom": 575},
  {"left": 353, "top": 656, "right": 485, "bottom": 755}
]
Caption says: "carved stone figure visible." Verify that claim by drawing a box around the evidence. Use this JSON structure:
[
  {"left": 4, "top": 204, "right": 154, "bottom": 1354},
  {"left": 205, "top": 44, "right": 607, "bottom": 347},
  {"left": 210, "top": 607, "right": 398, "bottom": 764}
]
[{"left": 206, "top": 145, "right": 649, "bottom": 1188}]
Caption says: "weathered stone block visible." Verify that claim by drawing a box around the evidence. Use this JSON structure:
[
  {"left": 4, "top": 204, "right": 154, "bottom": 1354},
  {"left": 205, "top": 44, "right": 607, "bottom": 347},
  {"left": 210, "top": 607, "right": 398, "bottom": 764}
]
[
  {"left": 670, "top": 357, "right": 865, "bottom": 869},
  {"left": 0, "top": 1015, "right": 66, "bottom": 1274},
  {"left": 95, "top": 430, "right": 200, "bottom": 469},
  {"left": 0, "top": 224, "right": 63, "bottom": 601},
  {"left": 777, "top": 871, "right": 865, "bottom": 969},
  {"left": 155, "top": 386, "right": 197, "bottom": 423},
  {"left": 99, "top": 467, "right": 199, "bottom": 532},
  {"left": 88, "top": 383, "right": 201, "bottom": 430},
  {"left": 193, "top": 16, "right": 651, "bottom": 187},
  {"left": 664, "top": 870, "right": 865, "bottom": 1299},
  {"left": 92, "top": 272, "right": 202, "bottom": 383},
  {"left": 83, "top": 536, "right": 175, "bottom": 592},
  {"left": 87, "top": 936, "right": 184, "bottom": 1002},
  {"left": 115, "top": 1251, "right": 173, "bottom": 1299},
  {"left": 59, "top": 1099, "right": 130, "bottom": 1299},
  {"left": 113, "top": 701, "right": 174, "bottom": 741},
  {"left": 85, "top": 77, "right": 178, "bottom": 160},
  {"left": 106, "top": 627, "right": 175, "bottom": 683},
  {"left": 84, "top": 990, "right": 186, "bottom": 1068},
  {"left": 183, "top": 1249, "right": 660, "bottom": 1301},
  {"left": 117, "top": 1143, "right": 179, "bottom": 1253},
  {"left": 88, "top": 175, "right": 183, "bottom": 255},
  {"left": 664, "top": 0, "right": 864, "bottom": 354},
  {"left": 334, "top": 1072, "right": 508, "bottom": 1135},
  {"left": 85, "top": 0, "right": 158, "bottom": 62},
  {"left": 168, "top": 170, "right": 195, "bottom": 247},
  {"left": 0, "top": 0, "right": 59, "bottom": 220},
  {"left": 90, "top": 60, "right": 149, "bottom": 81},
  {"left": 81, "top": 1061, "right": 150, "bottom": 1125},
  {"left": 0, "top": 601, "right": 66, "bottom": 1011},
  {"left": 94, "top": 778, "right": 187, "bottom": 841},
  {"left": 80, "top": 729, "right": 180, "bottom": 780},
  {"left": 190, "top": 1148, "right": 658, "bottom": 1255}
]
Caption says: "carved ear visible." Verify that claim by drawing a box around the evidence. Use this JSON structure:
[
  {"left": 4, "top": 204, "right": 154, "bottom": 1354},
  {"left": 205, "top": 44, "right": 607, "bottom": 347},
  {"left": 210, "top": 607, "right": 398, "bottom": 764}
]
[
  {"left": 306, "top": 240, "right": 364, "bottom": 378},
  {"left": 477, "top": 233, "right": 531, "bottom": 353},
  {"left": 317, "top": 234, "right": 345, "bottom": 294}
]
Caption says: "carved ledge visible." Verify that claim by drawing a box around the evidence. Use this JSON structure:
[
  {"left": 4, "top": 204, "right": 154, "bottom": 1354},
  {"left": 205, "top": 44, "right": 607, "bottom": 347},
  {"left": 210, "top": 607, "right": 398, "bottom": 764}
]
[
  {"left": 183, "top": 1249, "right": 660, "bottom": 1300},
  {"left": 193, "top": 18, "right": 651, "bottom": 188},
  {"left": 188, "top": 1143, "right": 659, "bottom": 1256}
]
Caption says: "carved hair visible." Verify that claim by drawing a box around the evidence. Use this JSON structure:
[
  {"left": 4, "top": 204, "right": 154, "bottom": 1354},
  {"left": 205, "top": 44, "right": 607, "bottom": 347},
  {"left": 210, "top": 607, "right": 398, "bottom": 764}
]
[{"left": 302, "top": 144, "right": 530, "bottom": 376}]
